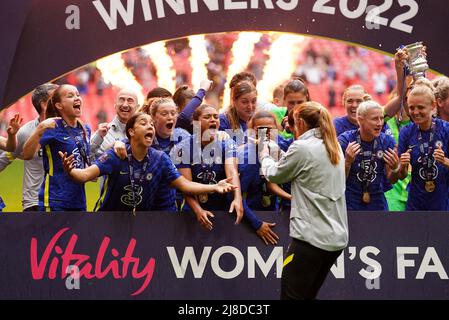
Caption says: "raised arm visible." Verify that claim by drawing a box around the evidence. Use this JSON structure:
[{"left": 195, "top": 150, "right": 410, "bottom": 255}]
[
  {"left": 383, "top": 48, "right": 409, "bottom": 117},
  {"left": 90, "top": 122, "right": 110, "bottom": 159},
  {"left": 23, "top": 117, "right": 59, "bottom": 160},
  {"left": 260, "top": 141, "right": 303, "bottom": 185},
  {"left": 176, "top": 80, "right": 212, "bottom": 130},
  {"left": 0, "top": 114, "right": 22, "bottom": 152}
]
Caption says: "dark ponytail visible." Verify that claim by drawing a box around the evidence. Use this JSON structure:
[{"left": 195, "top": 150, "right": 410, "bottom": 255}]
[{"left": 45, "top": 85, "right": 64, "bottom": 119}]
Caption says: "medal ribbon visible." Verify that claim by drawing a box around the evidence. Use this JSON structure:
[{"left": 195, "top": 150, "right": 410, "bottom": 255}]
[
  {"left": 62, "top": 119, "right": 90, "bottom": 167},
  {"left": 418, "top": 119, "right": 436, "bottom": 182},
  {"left": 357, "top": 132, "right": 378, "bottom": 194}
]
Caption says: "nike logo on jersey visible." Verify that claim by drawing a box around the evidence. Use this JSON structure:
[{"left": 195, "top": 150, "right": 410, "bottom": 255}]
[{"left": 63, "top": 137, "right": 70, "bottom": 140}]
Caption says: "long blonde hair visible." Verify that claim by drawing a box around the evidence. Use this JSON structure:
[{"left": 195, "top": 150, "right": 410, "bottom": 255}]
[
  {"left": 293, "top": 101, "right": 341, "bottom": 165},
  {"left": 432, "top": 76, "right": 449, "bottom": 101}
]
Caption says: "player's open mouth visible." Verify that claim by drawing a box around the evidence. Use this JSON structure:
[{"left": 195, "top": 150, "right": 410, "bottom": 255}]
[
  {"left": 166, "top": 123, "right": 174, "bottom": 129},
  {"left": 145, "top": 132, "right": 154, "bottom": 141}
]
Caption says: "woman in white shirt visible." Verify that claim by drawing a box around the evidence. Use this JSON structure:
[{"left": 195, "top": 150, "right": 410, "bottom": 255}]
[{"left": 261, "top": 101, "right": 348, "bottom": 300}]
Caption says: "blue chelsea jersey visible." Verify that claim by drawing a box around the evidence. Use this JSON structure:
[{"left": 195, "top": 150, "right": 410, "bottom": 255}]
[
  {"left": 94, "top": 146, "right": 181, "bottom": 211},
  {"left": 277, "top": 135, "right": 293, "bottom": 211},
  {"left": 338, "top": 130, "right": 395, "bottom": 211},
  {"left": 38, "top": 119, "right": 91, "bottom": 211},
  {"left": 218, "top": 113, "right": 248, "bottom": 146},
  {"left": 237, "top": 142, "right": 276, "bottom": 230},
  {"left": 238, "top": 138, "right": 289, "bottom": 212},
  {"left": 151, "top": 128, "right": 191, "bottom": 211},
  {"left": 398, "top": 118, "right": 449, "bottom": 211},
  {"left": 174, "top": 136, "right": 237, "bottom": 211}
]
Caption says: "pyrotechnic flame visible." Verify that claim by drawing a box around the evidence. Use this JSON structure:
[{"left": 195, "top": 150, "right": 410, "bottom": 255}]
[
  {"left": 141, "top": 41, "right": 177, "bottom": 94},
  {"left": 188, "top": 35, "right": 210, "bottom": 91},
  {"left": 96, "top": 52, "right": 145, "bottom": 104},
  {"left": 257, "top": 33, "right": 308, "bottom": 103},
  {"left": 222, "top": 32, "right": 263, "bottom": 110}
]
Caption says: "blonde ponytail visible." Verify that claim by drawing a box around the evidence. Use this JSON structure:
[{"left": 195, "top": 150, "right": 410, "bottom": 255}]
[{"left": 293, "top": 102, "right": 341, "bottom": 165}]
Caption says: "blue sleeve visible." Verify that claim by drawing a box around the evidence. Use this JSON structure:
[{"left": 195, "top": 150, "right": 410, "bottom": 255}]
[
  {"left": 277, "top": 135, "right": 292, "bottom": 152},
  {"left": 39, "top": 128, "right": 57, "bottom": 147},
  {"left": 161, "top": 152, "right": 182, "bottom": 183},
  {"left": 94, "top": 149, "right": 120, "bottom": 176},
  {"left": 176, "top": 89, "right": 206, "bottom": 130},
  {"left": 383, "top": 122, "right": 394, "bottom": 138},
  {"left": 224, "top": 139, "right": 237, "bottom": 159},
  {"left": 242, "top": 198, "right": 263, "bottom": 230},
  {"left": 398, "top": 127, "right": 409, "bottom": 156},
  {"left": 85, "top": 124, "right": 92, "bottom": 138},
  {"left": 442, "top": 120, "right": 449, "bottom": 144},
  {"left": 219, "top": 113, "right": 230, "bottom": 131},
  {"left": 333, "top": 118, "right": 342, "bottom": 137},
  {"left": 338, "top": 132, "right": 350, "bottom": 155},
  {"left": 386, "top": 134, "right": 396, "bottom": 150},
  {"left": 239, "top": 162, "right": 258, "bottom": 192}
]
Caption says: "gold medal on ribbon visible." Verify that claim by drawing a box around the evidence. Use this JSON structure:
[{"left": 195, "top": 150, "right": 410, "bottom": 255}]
[
  {"left": 198, "top": 194, "right": 208, "bottom": 203},
  {"left": 425, "top": 181, "right": 435, "bottom": 193},
  {"left": 362, "top": 192, "right": 371, "bottom": 204},
  {"left": 262, "top": 195, "right": 271, "bottom": 208}
]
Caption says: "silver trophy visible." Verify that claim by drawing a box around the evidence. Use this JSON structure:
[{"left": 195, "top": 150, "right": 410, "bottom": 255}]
[{"left": 404, "top": 42, "right": 428, "bottom": 80}]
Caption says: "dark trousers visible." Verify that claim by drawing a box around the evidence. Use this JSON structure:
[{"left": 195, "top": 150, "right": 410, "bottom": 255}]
[{"left": 281, "top": 238, "right": 343, "bottom": 300}]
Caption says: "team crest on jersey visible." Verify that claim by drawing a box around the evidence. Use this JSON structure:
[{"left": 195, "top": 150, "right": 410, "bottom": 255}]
[
  {"left": 146, "top": 173, "right": 153, "bottom": 181},
  {"left": 376, "top": 150, "right": 384, "bottom": 159}
]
